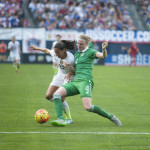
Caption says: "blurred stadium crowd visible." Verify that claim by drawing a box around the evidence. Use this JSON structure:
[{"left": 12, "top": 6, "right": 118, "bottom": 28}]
[
  {"left": 136, "top": 0, "right": 150, "bottom": 30},
  {"left": 28, "top": 0, "right": 136, "bottom": 30},
  {"left": 0, "top": 0, "right": 30, "bottom": 28},
  {"left": 0, "top": 0, "right": 150, "bottom": 30}
]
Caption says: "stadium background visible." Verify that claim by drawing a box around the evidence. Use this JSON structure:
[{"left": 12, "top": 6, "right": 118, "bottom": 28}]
[
  {"left": 0, "top": 0, "right": 150, "bottom": 66},
  {"left": 0, "top": 1, "right": 150, "bottom": 150}
]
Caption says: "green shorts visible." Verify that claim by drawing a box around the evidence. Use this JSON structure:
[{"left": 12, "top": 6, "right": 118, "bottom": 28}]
[{"left": 62, "top": 79, "right": 94, "bottom": 98}]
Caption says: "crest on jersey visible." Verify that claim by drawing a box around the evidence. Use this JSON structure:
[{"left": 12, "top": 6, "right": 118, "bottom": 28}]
[
  {"left": 60, "top": 60, "right": 63, "bottom": 65},
  {"left": 59, "top": 60, "right": 64, "bottom": 69}
]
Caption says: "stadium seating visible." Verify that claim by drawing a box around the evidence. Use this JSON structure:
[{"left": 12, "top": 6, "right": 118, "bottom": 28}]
[
  {"left": 136, "top": 0, "right": 150, "bottom": 30},
  {"left": 0, "top": 0, "right": 30, "bottom": 28},
  {"left": 27, "top": 0, "right": 136, "bottom": 30}
]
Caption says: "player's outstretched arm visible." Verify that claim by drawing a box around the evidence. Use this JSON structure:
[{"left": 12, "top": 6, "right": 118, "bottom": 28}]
[
  {"left": 96, "top": 41, "right": 108, "bottom": 59},
  {"left": 29, "top": 45, "right": 51, "bottom": 54}
]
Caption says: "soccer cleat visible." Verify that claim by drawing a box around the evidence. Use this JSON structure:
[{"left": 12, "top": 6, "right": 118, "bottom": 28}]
[
  {"left": 65, "top": 119, "right": 73, "bottom": 124},
  {"left": 110, "top": 114, "right": 122, "bottom": 126},
  {"left": 51, "top": 119, "right": 66, "bottom": 127}
]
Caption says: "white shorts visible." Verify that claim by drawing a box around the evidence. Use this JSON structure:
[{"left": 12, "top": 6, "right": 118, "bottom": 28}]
[
  {"left": 10, "top": 54, "right": 20, "bottom": 62},
  {"left": 50, "top": 74, "right": 74, "bottom": 87}
]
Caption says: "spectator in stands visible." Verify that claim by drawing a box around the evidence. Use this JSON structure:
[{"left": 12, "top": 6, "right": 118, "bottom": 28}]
[
  {"left": 0, "top": 0, "right": 30, "bottom": 28},
  {"left": 121, "top": 46, "right": 128, "bottom": 54},
  {"left": 146, "top": 13, "right": 150, "bottom": 29},
  {"left": 28, "top": 0, "right": 136, "bottom": 31},
  {"left": 128, "top": 42, "right": 141, "bottom": 67},
  {"left": 0, "top": 41, "right": 7, "bottom": 53},
  {"left": 137, "top": 0, "right": 150, "bottom": 30}
]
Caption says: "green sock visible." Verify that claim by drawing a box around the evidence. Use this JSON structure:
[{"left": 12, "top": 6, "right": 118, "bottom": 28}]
[
  {"left": 54, "top": 98, "right": 63, "bottom": 119},
  {"left": 89, "top": 105, "right": 113, "bottom": 119}
]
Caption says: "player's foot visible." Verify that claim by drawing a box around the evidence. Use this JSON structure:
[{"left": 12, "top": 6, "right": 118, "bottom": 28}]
[
  {"left": 110, "top": 114, "right": 122, "bottom": 126},
  {"left": 51, "top": 119, "right": 66, "bottom": 127},
  {"left": 65, "top": 119, "right": 73, "bottom": 124}
]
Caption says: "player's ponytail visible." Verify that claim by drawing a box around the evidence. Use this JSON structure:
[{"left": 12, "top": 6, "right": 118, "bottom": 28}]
[
  {"left": 61, "top": 40, "right": 75, "bottom": 50},
  {"left": 54, "top": 40, "right": 75, "bottom": 51}
]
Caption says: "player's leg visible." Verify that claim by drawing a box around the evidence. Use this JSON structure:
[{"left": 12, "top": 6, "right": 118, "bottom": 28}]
[
  {"left": 13, "top": 60, "right": 18, "bottom": 73},
  {"left": 51, "top": 82, "right": 79, "bottom": 126},
  {"left": 50, "top": 87, "right": 67, "bottom": 126},
  {"left": 45, "top": 84, "right": 73, "bottom": 124},
  {"left": 48, "top": 76, "right": 73, "bottom": 124},
  {"left": 45, "top": 84, "right": 59, "bottom": 101},
  {"left": 82, "top": 97, "right": 112, "bottom": 119},
  {"left": 82, "top": 97, "right": 122, "bottom": 126},
  {"left": 16, "top": 59, "right": 20, "bottom": 71},
  {"left": 15, "top": 53, "right": 21, "bottom": 72},
  {"left": 62, "top": 76, "right": 74, "bottom": 123},
  {"left": 62, "top": 98, "right": 73, "bottom": 124},
  {"left": 80, "top": 80, "right": 122, "bottom": 126},
  {"left": 133, "top": 57, "right": 136, "bottom": 66},
  {"left": 10, "top": 56, "right": 17, "bottom": 71}
]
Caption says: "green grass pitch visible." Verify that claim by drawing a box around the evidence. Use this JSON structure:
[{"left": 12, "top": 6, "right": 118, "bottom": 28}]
[{"left": 0, "top": 64, "right": 150, "bottom": 150}]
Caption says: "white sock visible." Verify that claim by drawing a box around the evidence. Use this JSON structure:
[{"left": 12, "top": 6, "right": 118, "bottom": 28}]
[{"left": 62, "top": 101, "right": 71, "bottom": 119}]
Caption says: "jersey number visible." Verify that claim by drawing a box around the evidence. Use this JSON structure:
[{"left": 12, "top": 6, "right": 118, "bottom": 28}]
[
  {"left": 85, "top": 82, "right": 92, "bottom": 95},
  {"left": 75, "top": 58, "right": 78, "bottom": 64}
]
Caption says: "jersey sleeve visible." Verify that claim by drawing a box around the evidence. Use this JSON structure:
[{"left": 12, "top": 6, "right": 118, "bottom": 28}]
[
  {"left": 89, "top": 49, "right": 98, "bottom": 59},
  {"left": 49, "top": 50, "right": 55, "bottom": 57},
  {"left": 8, "top": 42, "right": 12, "bottom": 49},
  {"left": 17, "top": 41, "right": 20, "bottom": 47}
]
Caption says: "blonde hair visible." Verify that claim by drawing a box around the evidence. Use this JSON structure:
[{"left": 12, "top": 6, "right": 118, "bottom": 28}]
[{"left": 78, "top": 35, "right": 93, "bottom": 44}]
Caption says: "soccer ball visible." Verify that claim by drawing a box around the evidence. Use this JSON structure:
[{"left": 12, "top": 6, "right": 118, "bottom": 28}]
[{"left": 35, "top": 109, "right": 49, "bottom": 124}]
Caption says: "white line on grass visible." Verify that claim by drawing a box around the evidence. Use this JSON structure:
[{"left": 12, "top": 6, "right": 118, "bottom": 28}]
[{"left": 0, "top": 132, "right": 150, "bottom": 135}]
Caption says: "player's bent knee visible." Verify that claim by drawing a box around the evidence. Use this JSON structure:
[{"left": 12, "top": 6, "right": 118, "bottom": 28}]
[{"left": 45, "top": 94, "right": 53, "bottom": 100}]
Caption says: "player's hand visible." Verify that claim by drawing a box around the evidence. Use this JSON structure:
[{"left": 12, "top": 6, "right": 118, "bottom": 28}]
[
  {"left": 29, "top": 45, "right": 39, "bottom": 50},
  {"left": 64, "top": 62, "right": 72, "bottom": 68},
  {"left": 65, "top": 73, "right": 72, "bottom": 81},
  {"left": 102, "top": 41, "right": 108, "bottom": 50}
]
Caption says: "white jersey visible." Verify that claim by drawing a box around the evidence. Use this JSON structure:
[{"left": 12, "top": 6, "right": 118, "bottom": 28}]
[
  {"left": 50, "top": 50, "right": 74, "bottom": 87},
  {"left": 50, "top": 50, "right": 74, "bottom": 76},
  {"left": 51, "top": 41, "right": 57, "bottom": 49},
  {"left": 8, "top": 41, "right": 20, "bottom": 57},
  {"left": 51, "top": 41, "right": 57, "bottom": 62}
]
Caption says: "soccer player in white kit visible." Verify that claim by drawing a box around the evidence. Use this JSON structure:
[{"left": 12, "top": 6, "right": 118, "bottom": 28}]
[
  {"left": 8, "top": 36, "right": 21, "bottom": 73},
  {"left": 51, "top": 34, "right": 62, "bottom": 76},
  {"left": 30, "top": 40, "right": 75, "bottom": 124}
]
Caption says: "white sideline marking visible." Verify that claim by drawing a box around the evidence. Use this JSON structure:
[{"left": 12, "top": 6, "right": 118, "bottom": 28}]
[{"left": 0, "top": 132, "right": 150, "bottom": 135}]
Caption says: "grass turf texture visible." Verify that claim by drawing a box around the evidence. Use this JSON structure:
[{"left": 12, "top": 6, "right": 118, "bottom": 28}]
[{"left": 0, "top": 64, "right": 150, "bottom": 150}]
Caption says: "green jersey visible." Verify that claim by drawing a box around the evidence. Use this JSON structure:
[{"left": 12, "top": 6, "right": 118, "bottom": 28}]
[
  {"left": 74, "top": 48, "right": 98, "bottom": 82},
  {"left": 88, "top": 42, "right": 94, "bottom": 49}
]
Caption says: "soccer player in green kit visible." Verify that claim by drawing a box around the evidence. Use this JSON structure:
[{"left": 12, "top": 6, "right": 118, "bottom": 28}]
[{"left": 51, "top": 35, "right": 122, "bottom": 127}]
